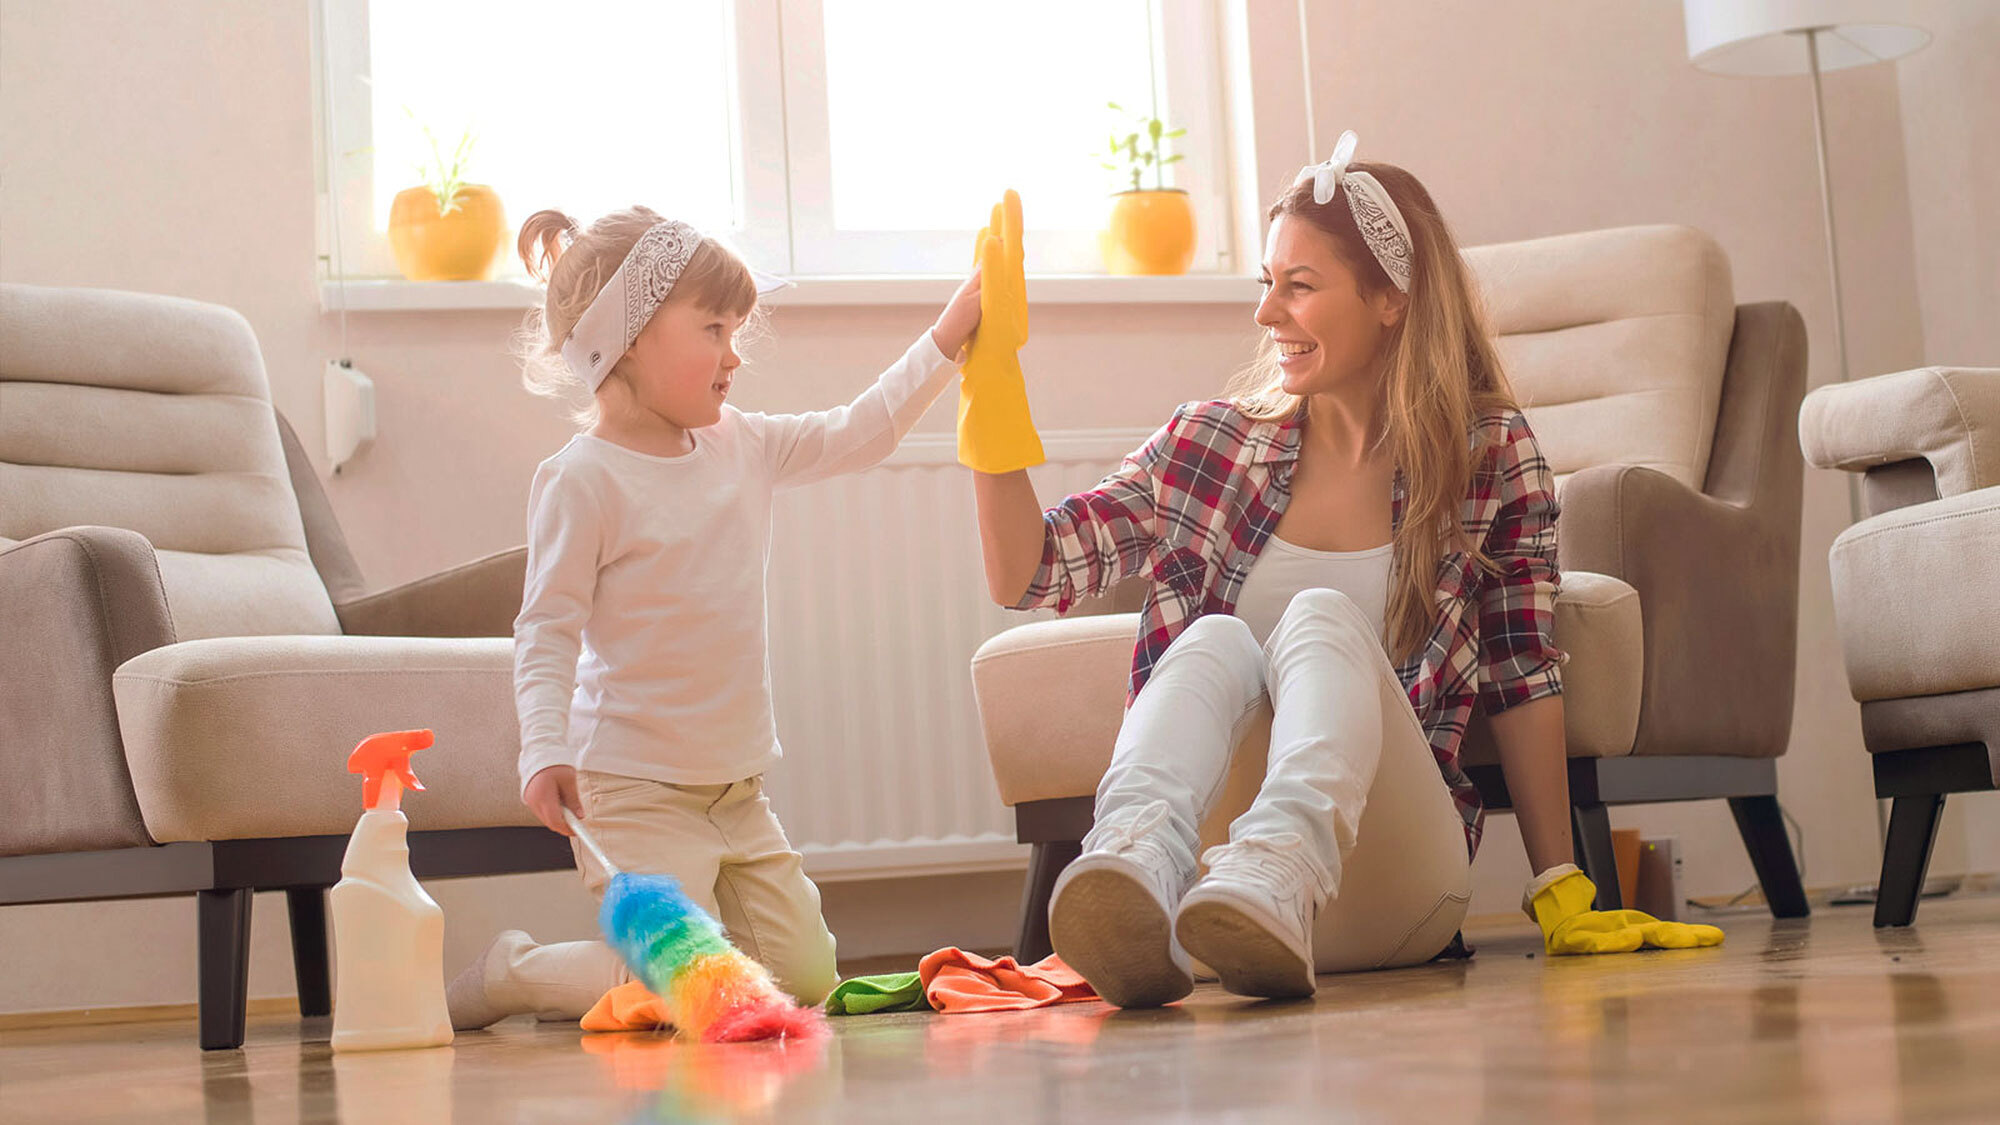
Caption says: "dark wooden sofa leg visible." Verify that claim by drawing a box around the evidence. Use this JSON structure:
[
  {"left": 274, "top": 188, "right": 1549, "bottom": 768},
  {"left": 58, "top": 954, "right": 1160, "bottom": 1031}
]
[
  {"left": 286, "top": 886, "right": 332, "bottom": 1018},
  {"left": 198, "top": 888, "right": 253, "bottom": 1050},
  {"left": 1728, "top": 794, "right": 1811, "bottom": 918},
  {"left": 1016, "top": 840, "right": 1081, "bottom": 964},
  {"left": 1570, "top": 803, "right": 1622, "bottom": 910},
  {"left": 1874, "top": 794, "right": 1945, "bottom": 928}
]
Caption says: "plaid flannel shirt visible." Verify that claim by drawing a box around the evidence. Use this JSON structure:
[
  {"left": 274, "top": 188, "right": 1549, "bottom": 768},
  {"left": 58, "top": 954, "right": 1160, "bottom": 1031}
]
[{"left": 1013, "top": 399, "right": 1566, "bottom": 857}]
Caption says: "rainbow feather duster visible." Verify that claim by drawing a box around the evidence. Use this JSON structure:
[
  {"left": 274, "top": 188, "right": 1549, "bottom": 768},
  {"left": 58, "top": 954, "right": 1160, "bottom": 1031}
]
[{"left": 567, "top": 811, "right": 825, "bottom": 1043}]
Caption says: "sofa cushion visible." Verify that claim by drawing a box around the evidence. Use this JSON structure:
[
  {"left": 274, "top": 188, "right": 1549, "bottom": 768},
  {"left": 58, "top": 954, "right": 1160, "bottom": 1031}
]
[
  {"left": 1466, "top": 226, "right": 1735, "bottom": 494},
  {"left": 1828, "top": 488, "right": 2000, "bottom": 702},
  {"left": 113, "top": 635, "right": 533, "bottom": 841},
  {"left": 0, "top": 284, "right": 338, "bottom": 639},
  {"left": 973, "top": 572, "right": 1642, "bottom": 808}
]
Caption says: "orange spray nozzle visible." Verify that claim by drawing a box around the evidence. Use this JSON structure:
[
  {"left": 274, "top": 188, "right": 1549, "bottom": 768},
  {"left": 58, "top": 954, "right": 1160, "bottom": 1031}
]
[{"left": 348, "top": 729, "right": 432, "bottom": 811}]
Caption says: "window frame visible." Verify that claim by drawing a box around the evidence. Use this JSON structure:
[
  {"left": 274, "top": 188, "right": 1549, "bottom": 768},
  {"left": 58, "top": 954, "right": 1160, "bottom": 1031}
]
[{"left": 314, "top": 0, "right": 1236, "bottom": 282}]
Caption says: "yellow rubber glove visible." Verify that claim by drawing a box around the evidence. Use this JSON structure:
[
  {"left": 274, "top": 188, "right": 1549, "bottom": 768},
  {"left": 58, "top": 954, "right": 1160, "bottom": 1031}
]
[
  {"left": 956, "top": 189, "right": 1045, "bottom": 474},
  {"left": 1526, "top": 864, "right": 1725, "bottom": 956}
]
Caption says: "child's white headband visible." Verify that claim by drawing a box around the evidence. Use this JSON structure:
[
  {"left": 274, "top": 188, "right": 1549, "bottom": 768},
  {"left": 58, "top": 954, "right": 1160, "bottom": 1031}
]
[
  {"left": 1294, "top": 131, "right": 1413, "bottom": 292},
  {"left": 560, "top": 219, "right": 788, "bottom": 390}
]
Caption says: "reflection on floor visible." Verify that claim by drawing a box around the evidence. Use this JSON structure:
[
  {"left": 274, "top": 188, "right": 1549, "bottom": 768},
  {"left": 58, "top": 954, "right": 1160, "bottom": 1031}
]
[{"left": 5, "top": 893, "right": 1999, "bottom": 1122}]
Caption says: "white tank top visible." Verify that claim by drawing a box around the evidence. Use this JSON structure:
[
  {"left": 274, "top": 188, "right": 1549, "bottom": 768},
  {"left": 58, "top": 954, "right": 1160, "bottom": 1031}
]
[{"left": 1233, "top": 535, "right": 1394, "bottom": 647}]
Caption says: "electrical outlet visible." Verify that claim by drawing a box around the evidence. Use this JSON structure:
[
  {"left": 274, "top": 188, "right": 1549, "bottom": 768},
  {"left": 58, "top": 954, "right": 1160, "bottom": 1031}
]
[{"left": 1636, "top": 836, "right": 1684, "bottom": 922}]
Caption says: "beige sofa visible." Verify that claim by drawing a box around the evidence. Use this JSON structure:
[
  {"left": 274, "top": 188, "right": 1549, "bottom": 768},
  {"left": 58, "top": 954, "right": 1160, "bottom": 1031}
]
[
  {"left": 0, "top": 283, "right": 560, "bottom": 1049},
  {"left": 1800, "top": 365, "right": 2000, "bottom": 926},
  {"left": 972, "top": 226, "right": 1812, "bottom": 960}
]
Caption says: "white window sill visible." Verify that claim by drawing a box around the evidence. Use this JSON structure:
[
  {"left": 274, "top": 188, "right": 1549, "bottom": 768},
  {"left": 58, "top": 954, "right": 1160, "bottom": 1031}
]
[{"left": 318, "top": 273, "right": 1261, "bottom": 312}]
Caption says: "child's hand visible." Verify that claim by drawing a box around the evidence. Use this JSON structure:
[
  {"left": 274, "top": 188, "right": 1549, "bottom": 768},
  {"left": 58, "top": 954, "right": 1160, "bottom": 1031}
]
[
  {"left": 931, "top": 268, "right": 983, "bottom": 362},
  {"left": 525, "top": 765, "right": 582, "bottom": 836}
]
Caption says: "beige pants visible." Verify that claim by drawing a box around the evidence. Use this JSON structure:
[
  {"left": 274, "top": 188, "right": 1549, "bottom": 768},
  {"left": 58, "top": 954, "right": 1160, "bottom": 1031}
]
[{"left": 484, "top": 772, "right": 838, "bottom": 1020}]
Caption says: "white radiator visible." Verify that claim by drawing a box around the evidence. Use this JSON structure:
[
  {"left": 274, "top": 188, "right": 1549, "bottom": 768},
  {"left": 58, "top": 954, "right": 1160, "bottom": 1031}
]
[{"left": 761, "top": 429, "right": 1153, "bottom": 881}]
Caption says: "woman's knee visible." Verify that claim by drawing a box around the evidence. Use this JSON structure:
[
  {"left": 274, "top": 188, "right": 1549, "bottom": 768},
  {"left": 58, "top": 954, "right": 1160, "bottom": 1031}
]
[
  {"left": 1170, "top": 612, "right": 1263, "bottom": 663},
  {"left": 1282, "top": 587, "right": 1364, "bottom": 624},
  {"left": 1270, "top": 588, "right": 1376, "bottom": 647}
]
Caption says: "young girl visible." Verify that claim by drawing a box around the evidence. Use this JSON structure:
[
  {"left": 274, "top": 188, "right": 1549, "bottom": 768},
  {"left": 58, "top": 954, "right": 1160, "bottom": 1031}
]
[
  {"left": 968, "top": 135, "right": 1721, "bottom": 1007},
  {"left": 448, "top": 206, "right": 982, "bottom": 1029}
]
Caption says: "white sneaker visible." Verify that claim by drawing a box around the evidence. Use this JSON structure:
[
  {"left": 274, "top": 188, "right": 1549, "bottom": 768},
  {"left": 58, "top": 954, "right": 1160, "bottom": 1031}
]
[
  {"left": 1174, "top": 835, "right": 1321, "bottom": 1000},
  {"left": 1048, "top": 801, "right": 1194, "bottom": 1008}
]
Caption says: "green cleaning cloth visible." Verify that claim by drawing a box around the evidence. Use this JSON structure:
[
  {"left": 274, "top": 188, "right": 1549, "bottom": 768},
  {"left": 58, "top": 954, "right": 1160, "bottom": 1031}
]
[{"left": 824, "top": 971, "right": 926, "bottom": 1015}]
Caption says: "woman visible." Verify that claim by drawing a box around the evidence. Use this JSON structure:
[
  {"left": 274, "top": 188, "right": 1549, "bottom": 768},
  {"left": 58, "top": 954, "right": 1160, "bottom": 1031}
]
[{"left": 967, "top": 135, "right": 1720, "bottom": 1008}]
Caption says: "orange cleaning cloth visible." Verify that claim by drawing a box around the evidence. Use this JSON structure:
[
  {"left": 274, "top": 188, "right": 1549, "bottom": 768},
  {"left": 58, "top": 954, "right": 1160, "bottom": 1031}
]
[
  {"left": 582, "top": 979, "right": 673, "bottom": 1032},
  {"left": 917, "top": 948, "right": 1097, "bottom": 1013}
]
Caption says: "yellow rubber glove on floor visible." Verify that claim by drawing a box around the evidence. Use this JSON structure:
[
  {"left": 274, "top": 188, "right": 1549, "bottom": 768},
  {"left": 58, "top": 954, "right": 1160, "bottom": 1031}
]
[
  {"left": 1526, "top": 863, "right": 1725, "bottom": 955},
  {"left": 957, "top": 189, "right": 1045, "bottom": 474}
]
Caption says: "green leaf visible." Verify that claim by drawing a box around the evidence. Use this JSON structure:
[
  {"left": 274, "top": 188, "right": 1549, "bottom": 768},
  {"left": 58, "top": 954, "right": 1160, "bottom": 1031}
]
[
  {"left": 1148, "top": 119, "right": 1163, "bottom": 141},
  {"left": 1165, "top": 128, "right": 1187, "bottom": 138},
  {"left": 1162, "top": 154, "right": 1185, "bottom": 164}
]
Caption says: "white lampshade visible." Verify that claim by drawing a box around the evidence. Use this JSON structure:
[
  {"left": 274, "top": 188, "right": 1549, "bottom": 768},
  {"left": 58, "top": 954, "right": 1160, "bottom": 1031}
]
[{"left": 1684, "top": 0, "right": 1931, "bottom": 75}]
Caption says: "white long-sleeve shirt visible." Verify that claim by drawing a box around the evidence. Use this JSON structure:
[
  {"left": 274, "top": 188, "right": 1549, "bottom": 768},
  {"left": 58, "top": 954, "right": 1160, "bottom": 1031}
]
[{"left": 513, "top": 331, "right": 958, "bottom": 795}]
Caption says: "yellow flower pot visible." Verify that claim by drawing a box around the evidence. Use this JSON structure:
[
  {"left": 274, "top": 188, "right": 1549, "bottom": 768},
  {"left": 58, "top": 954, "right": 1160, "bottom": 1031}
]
[
  {"left": 388, "top": 184, "right": 507, "bottom": 281},
  {"left": 1101, "top": 189, "right": 1196, "bottom": 276}
]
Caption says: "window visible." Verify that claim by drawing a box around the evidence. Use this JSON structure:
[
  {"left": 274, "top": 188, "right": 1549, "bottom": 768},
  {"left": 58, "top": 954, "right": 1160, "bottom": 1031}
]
[{"left": 317, "top": 0, "right": 1232, "bottom": 280}]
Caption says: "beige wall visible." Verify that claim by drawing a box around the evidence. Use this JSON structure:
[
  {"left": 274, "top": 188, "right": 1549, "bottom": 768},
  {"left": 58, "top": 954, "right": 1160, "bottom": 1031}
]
[{"left": 1, "top": 0, "right": 1990, "bottom": 1014}]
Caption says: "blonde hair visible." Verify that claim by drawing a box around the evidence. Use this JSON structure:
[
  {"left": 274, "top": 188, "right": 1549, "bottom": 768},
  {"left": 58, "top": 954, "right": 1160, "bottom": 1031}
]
[
  {"left": 1223, "top": 165, "right": 1521, "bottom": 663},
  {"left": 512, "top": 206, "right": 764, "bottom": 426}
]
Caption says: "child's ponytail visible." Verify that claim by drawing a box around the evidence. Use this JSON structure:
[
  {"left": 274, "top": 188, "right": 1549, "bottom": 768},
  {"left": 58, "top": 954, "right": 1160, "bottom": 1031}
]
[{"left": 517, "top": 209, "right": 579, "bottom": 283}]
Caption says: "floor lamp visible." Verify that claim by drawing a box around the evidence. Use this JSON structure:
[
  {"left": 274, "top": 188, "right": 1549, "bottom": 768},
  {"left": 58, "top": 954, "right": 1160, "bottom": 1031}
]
[
  {"left": 1682, "top": 1, "right": 1932, "bottom": 393},
  {"left": 1683, "top": 0, "right": 1934, "bottom": 888}
]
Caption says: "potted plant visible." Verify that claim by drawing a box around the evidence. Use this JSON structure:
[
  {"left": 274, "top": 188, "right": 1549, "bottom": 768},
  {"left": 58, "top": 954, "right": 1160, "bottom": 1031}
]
[
  {"left": 1098, "top": 102, "right": 1193, "bottom": 275},
  {"left": 387, "top": 117, "right": 506, "bottom": 282}
]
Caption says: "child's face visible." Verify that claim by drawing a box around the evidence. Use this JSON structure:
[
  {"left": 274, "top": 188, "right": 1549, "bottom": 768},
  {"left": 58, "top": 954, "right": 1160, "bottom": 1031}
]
[
  {"left": 616, "top": 298, "right": 751, "bottom": 429},
  {"left": 1254, "top": 215, "right": 1406, "bottom": 399}
]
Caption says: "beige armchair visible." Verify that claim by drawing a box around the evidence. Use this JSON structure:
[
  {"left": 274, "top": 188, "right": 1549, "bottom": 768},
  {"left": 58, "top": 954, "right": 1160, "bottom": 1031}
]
[
  {"left": 973, "top": 226, "right": 1812, "bottom": 961},
  {"left": 0, "top": 284, "right": 561, "bottom": 1049},
  {"left": 1799, "top": 366, "right": 2000, "bottom": 927}
]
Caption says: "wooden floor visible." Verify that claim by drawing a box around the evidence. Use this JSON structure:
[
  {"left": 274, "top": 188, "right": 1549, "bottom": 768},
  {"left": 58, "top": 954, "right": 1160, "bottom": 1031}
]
[{"left": 6, "top": 894, "right": 2000, "bottom": 1123}]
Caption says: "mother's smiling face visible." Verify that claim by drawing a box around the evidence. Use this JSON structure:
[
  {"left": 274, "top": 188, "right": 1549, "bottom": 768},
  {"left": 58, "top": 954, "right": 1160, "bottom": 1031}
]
[{"left": 1253, "top": 214, "right": 1408, "bottom": 400}]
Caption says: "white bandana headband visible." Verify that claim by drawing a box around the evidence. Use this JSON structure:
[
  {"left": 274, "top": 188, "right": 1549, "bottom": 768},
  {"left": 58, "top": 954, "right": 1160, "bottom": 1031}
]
[
  {"left": 1294, "top": 131, "right": 1414, "bottom": 292},
  {"left": 560, "top": 219, "right": 789, "bottom": 390}
]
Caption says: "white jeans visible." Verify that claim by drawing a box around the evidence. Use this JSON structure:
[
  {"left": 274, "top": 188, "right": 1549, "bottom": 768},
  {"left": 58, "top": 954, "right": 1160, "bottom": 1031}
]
[{"left": 1091, "top": 588, "right": 1472, "bottom": 972}]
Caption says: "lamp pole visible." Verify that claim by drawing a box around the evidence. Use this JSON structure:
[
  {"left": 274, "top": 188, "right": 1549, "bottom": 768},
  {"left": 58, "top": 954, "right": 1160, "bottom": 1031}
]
[
  {"left": 1799, "top": 27, "right": 1867, "bottom": 530},
  {"left": 1802, "top": 27, "right": 1852, "bottom": 389}
]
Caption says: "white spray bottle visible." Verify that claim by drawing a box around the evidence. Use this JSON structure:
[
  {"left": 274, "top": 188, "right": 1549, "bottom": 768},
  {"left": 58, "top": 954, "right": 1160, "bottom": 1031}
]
[{"left": 331, "top": 728, "right": 453, "bottom": 1052}]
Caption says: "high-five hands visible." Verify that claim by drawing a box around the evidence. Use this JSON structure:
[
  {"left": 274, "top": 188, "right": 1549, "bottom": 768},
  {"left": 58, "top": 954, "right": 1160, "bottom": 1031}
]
[
  {"left": 1526, "top": 864, "right": 1725, "bottom": 955},
  {"left": 956, "top": 189, "right": 1045, "bottom": 474}
]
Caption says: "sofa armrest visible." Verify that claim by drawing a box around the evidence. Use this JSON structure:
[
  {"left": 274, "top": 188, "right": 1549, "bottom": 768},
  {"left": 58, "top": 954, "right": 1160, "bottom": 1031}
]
[
  {"left": 1558, "top": 463, "right": 1795, "bottom": 759},
  {"left": 1799, "top": 367, "right": 2000, "bottom": 501},
  {"left": 971, "top": 612, "right": 1139, "bottom": 806},
  {"left": 334, "top": 547, "right": 526, "bottom": 638},
  {"left": 0, "top": 527, "right": 173, "bottom": 854},
  {"left": 1553, "top": 300, "right": 1804, "bottom": 761}
]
